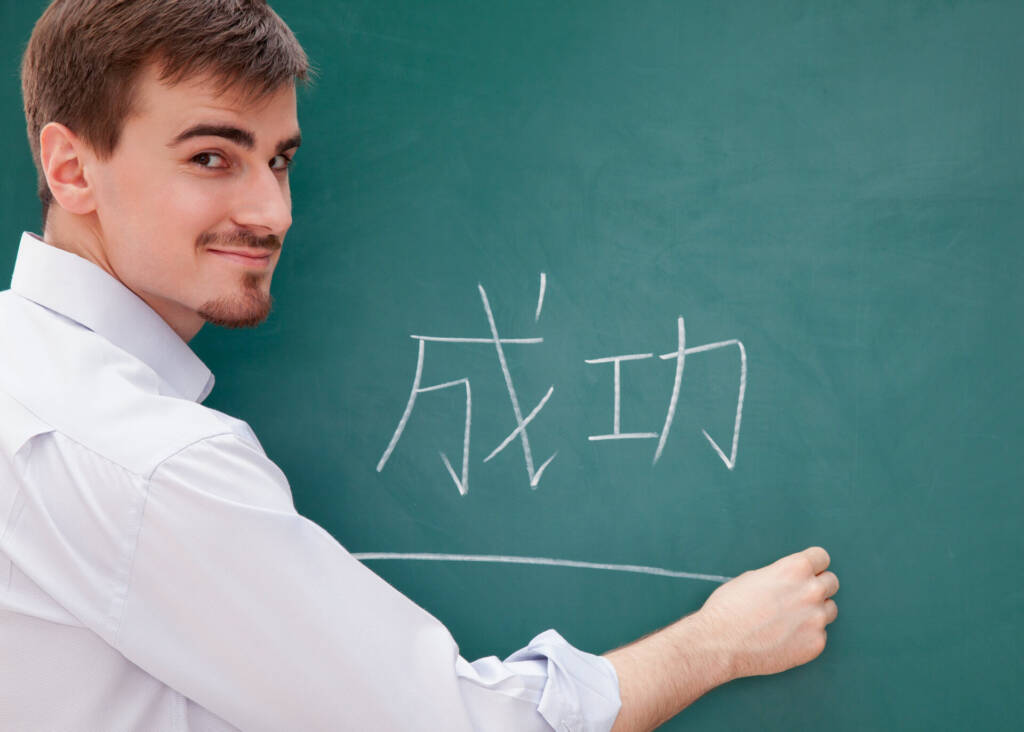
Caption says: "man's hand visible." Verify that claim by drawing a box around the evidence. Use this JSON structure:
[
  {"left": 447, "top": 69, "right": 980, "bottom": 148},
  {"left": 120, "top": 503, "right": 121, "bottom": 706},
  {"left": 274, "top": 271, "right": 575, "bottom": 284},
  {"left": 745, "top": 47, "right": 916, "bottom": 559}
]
[
  {"left": 699, "top": 546, "right": 839, "bottom": 678},
  {"left": 605, "top": 547, "right": 839, "bottom": 732}
]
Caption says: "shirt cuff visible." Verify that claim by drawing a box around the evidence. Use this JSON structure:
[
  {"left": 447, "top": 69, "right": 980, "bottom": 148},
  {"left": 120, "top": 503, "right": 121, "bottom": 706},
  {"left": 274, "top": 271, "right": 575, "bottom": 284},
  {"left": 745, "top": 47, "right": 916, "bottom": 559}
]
[{"left": 505, "top": 629, "right": 622, "bottom": 732}]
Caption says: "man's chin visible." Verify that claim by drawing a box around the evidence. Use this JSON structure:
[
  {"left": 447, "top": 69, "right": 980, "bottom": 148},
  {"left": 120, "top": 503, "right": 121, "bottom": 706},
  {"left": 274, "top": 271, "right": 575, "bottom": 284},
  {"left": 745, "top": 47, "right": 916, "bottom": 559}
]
[{"left": 197, "top": 290, "right": 274, "bottom": 329}]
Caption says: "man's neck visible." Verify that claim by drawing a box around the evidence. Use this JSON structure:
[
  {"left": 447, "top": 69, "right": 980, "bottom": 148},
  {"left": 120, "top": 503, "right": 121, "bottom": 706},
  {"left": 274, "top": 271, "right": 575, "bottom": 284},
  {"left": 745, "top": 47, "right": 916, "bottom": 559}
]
[
  {"left": 40, "top": 207, "right": 205, "bottom": 343},
  {"left": 43, "top": 208, "right": 114, "bottom": 279}
]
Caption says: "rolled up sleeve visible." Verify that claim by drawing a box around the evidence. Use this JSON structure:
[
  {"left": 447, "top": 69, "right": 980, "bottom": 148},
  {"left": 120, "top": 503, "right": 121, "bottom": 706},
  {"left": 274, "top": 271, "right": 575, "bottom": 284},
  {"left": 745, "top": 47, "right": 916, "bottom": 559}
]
[{"left": 457, "top": 630, "right": 621, "bottom": 731}]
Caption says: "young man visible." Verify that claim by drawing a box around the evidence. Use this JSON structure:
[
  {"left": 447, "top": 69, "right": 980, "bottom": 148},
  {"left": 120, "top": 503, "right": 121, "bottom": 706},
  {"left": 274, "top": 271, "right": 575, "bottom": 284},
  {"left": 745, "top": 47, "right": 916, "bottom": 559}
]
[{"left": 0, "top": 1, "right": 838, "bottom": 730}]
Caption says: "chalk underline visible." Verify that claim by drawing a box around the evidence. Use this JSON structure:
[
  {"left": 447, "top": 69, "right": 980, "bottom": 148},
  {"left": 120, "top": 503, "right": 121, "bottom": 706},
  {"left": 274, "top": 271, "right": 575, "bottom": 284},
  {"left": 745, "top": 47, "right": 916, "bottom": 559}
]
[{"left": 352, "top": 552, "right": 731, "bottom": 583}]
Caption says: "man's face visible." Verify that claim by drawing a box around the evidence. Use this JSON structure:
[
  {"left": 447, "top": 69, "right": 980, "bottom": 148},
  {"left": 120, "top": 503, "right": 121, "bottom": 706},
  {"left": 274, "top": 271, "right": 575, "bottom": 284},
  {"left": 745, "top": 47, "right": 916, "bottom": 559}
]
[{"left": 87, "top": 63, "right": 300, "bottom": 338}]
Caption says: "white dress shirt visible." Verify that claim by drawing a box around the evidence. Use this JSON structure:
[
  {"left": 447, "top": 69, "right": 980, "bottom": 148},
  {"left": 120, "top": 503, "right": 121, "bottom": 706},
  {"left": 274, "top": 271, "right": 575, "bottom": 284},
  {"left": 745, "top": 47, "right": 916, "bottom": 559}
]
[{"left": 0, "top": 232, "right": 621, "bottom": 732}]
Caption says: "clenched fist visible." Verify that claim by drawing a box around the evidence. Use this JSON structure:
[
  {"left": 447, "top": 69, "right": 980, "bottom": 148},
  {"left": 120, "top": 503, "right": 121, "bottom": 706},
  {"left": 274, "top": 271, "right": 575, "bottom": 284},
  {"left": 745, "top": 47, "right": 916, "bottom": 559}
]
[{"left": 699, "top": 546, "right": 839, "bottom": 678}]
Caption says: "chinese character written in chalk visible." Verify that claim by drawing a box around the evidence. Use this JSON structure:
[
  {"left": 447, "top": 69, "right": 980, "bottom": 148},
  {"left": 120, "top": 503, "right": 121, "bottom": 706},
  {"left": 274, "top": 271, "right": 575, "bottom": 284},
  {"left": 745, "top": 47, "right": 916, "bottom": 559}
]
[
  {"left": 584, "top": 317, "right": 746, "bottom": 470},
  {"left": 376, "top": 275, "right": 556, "bottom": 495}
]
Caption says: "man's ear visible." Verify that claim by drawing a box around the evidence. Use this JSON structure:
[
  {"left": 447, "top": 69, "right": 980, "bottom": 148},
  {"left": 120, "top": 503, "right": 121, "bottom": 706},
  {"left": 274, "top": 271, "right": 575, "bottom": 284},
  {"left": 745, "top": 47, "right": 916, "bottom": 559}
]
[{"left": 39, "top": 122, "right": 98, "bottom": 216}]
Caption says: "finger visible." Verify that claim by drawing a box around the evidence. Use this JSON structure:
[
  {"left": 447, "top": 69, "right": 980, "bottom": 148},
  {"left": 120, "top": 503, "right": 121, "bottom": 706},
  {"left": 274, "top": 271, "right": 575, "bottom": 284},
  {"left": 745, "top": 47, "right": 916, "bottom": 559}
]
[
  {"left": 816, "top": 571, "right": 840, "bottom": 598},
  {"left": 802, "top": 546, "right": 830, "bottom": 574},
  {"left": 824, "top": 599, "right": 838, "bottom": 625}
]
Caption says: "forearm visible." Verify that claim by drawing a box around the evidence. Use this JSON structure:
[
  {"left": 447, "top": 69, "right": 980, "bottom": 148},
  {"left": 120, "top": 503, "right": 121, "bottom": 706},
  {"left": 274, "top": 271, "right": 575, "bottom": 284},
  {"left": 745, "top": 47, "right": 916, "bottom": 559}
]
[{"left": 603, "top": 611, "right": 733, "bottom": 732}]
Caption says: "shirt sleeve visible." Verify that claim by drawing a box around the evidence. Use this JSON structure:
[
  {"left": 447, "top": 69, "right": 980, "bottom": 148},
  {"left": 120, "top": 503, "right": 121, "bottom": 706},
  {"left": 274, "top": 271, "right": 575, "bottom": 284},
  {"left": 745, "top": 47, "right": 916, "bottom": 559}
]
[{"left": 114, "top": 433, "right": 621, "bottom": 732}]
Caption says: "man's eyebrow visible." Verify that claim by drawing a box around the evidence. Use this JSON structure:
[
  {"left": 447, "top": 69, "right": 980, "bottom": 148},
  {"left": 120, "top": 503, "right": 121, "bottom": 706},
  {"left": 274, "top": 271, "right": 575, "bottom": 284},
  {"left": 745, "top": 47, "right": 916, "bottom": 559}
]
[
  {"left": 277, "top": 133, "right": 302, "bottom": 154},
  {"left": 169, "top": 124, "right": 255, "bottom": 149},
  {"left": 168, "top": 125, "right": 301, "bottom": 155}
]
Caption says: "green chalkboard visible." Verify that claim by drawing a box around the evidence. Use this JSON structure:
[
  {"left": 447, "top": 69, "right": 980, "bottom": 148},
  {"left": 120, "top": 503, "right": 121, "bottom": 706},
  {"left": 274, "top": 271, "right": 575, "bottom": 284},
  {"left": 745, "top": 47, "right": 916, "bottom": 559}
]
[{"left": 2, "top": 1, "right": 1022, "bottom": 729}]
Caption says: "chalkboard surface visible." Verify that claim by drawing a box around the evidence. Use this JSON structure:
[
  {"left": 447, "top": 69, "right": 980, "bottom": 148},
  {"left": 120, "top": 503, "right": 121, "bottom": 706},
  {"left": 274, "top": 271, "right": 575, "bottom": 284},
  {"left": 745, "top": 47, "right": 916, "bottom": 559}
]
[{"left": 2, "top": 1, "right": 1022, "bottom": 729}]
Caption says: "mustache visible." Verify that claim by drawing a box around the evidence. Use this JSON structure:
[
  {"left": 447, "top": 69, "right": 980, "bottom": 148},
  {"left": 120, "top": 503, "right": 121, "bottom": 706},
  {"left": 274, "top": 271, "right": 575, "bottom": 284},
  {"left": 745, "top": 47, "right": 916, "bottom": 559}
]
[{"left": 196, "top": 231, "right": 281, "bottom": 251}]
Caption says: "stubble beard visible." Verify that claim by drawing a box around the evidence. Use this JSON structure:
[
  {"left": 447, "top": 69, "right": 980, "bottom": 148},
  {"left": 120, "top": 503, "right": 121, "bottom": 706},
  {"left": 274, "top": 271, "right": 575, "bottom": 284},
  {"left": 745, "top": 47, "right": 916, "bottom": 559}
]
[{"left": 197, "top": 271, "right": 275, "bottom": 328}]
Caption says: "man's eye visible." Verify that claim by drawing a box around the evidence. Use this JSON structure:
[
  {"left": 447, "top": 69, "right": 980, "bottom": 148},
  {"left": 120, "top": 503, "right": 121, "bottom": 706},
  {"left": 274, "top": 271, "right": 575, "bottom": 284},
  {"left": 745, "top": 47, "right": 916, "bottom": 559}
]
[
  {"left": 270, "top": 154, "right": 293, "bottom": 171},
  {"left": 192, "top": 152, "right": 227, "bottom": 168}
]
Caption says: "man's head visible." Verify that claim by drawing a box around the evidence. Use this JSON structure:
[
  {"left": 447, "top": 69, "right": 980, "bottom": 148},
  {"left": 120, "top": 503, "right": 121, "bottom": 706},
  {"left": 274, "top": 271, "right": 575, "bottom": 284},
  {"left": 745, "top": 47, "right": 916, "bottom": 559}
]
[{"left": 21, "top": 0, "right": 309, "bottom": 340}]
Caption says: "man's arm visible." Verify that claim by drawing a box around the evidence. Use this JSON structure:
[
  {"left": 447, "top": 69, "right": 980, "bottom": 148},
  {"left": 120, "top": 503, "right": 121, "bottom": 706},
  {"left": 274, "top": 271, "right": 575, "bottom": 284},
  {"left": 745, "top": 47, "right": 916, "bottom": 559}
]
[
  {"left": 605, "top": 547, "right": 839, "bottom": 732},
  {"left": 112, "top": 433, "right": 618, "bottom": 731}
]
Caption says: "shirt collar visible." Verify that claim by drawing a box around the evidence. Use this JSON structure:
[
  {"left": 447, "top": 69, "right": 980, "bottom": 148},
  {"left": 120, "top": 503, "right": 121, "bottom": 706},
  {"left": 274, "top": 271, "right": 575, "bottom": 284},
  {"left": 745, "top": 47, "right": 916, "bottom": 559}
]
[{"left": 9, "top": 232, "right": 215, "bottom": 403}]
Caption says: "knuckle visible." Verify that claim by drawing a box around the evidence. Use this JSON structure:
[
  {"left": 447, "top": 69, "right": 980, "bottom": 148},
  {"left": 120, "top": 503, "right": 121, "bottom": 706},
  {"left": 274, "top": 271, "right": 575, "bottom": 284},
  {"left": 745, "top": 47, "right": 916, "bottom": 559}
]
[
  {"left": 778, "top": 553, "right": 810, "bottom": 577},
  {"left": 814, "top": 631, "right": 827, "bottom": 656},
  {"left": 804, "top": 583, "right": 824, "bottom": 604}
]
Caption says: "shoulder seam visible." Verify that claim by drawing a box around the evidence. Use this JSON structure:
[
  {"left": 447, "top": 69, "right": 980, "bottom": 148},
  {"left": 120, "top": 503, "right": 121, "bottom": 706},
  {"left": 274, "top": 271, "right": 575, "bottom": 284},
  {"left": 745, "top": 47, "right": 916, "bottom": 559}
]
[
  {"left": 2, "top": 386, "right": 239, "bottom": 481},
  {"left": 144, "top": 431, "right": 237, "bottom": 481},
  {"left": 0, "top": 386, "right": 56, "bottom": 436}
]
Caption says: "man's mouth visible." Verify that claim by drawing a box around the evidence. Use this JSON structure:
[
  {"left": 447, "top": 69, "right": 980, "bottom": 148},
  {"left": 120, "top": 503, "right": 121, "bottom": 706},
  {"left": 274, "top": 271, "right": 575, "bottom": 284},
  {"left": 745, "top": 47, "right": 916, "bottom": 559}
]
[{"left": 207, "top": 248, "right": 274, "bottom": 267}]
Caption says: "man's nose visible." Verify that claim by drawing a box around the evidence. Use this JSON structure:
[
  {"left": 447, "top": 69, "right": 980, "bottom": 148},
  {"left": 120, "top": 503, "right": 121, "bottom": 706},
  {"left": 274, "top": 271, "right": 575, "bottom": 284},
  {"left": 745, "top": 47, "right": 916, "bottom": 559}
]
[{"left": 232, "top": 166, "right": 292, "bottom": 235}]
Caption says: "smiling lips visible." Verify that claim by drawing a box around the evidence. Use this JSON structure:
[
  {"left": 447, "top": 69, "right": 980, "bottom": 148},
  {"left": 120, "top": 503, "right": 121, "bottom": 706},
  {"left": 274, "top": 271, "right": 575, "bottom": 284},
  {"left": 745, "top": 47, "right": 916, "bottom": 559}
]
[{"left": 207, "top": 248, "right": 274, "bottom": 268}]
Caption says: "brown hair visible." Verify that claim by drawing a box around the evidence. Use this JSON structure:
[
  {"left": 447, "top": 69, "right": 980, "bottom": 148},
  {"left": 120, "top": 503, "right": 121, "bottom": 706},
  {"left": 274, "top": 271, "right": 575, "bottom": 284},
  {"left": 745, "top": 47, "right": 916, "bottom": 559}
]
[{"left": 21, "top": 0, "right": 311, "bottom": 224}]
